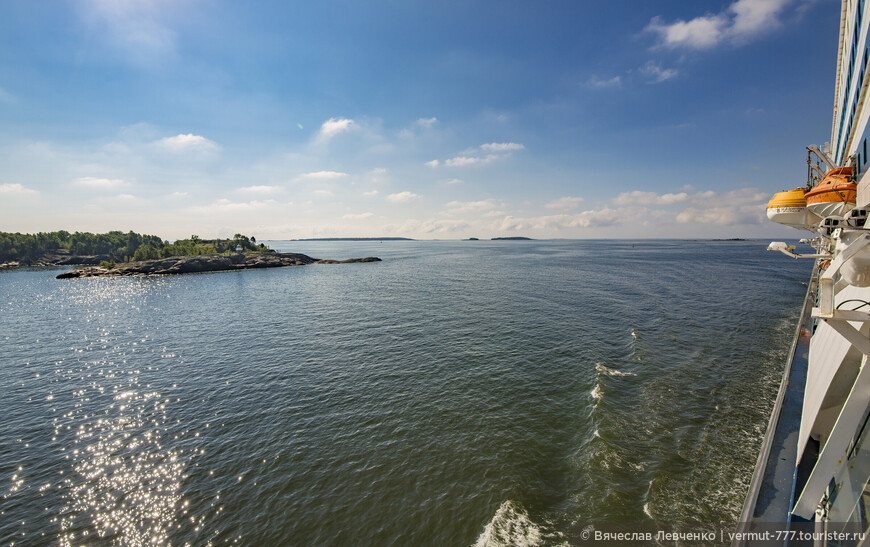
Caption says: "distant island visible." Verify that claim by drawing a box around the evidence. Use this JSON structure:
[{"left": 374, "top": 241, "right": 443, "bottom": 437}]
[
  {"left": 0, "top": 231, "right": 380, "bottom": 277},
  {"left": 292, "top": 237, "right": 414, "bottom": 241},
  {"left": 491, "top": 236, "right": 533, "bottom": 240},
  {"left": 464, "top": 237, "right": 479, "bottom": 241}
]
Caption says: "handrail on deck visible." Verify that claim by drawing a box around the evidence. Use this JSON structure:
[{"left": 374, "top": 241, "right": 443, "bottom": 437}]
[{"left": 736, "top": 269, "right": 818, "bottom": 528}]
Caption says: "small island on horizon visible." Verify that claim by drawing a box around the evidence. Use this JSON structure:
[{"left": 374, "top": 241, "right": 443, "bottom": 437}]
[{"left": 491, "top": 236, "right": 533, "bottom": 241}]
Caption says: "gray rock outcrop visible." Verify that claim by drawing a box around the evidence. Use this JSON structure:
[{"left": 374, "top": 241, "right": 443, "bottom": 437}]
[{"left": 56, "top": 253, "right": 380, "bottom": 279}]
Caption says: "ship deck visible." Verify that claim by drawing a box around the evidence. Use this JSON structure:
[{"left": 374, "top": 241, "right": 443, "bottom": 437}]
[{"left": 736, "top": 270, "right": 817, "bottom": 542}]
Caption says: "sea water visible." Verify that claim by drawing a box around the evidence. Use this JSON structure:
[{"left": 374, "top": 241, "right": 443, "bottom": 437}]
[{"left": 0, "top": 240, "right": 811, "bottom": 545}]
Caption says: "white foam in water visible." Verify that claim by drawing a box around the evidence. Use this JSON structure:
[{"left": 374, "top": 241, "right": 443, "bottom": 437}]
[
  {"left": 643, "top": 479, "right": 655, "bottom": 519},
  {"left": 631, "top": 329, "right": 638, "bottom": 339},
  {"left": 595, "top": 362, "right": 636, "bottom": 377},
  {"left": 474, "top": 500, "right": 542, "bottom": 547},
  {"left": 590, "top": 382, "right": 603, "bottom": 403}
]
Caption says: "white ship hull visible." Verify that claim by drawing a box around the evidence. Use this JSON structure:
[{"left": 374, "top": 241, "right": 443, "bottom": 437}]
[{"left": 740, "top": 0, "right": 870, "bottom": 542}]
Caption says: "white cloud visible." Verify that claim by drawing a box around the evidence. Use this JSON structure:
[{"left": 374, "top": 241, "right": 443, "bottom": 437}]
[
  {"left": 318, "top": 117, "right": 355, "bottom": 139},
  {"left": 731, "top": 0, "right": 791, "bottom": 38},
  {"left": 238, "top": 185, "right": 282, "bottom": 193},
  {"left": 613, "top": 191, "right": 689, "bottom": 206},
  {"left": 674, "top": 188, "right": 768, "bottom": 225},
  {"left": 646, "top": 14, "right": 727, "bottom": 49},
  {"left": 640, "top": 61, "right": 679, "bottom": 83},
  {"left": 0, "top": 183, "right": 36, "bottom": 195},
  {"left": 383, "top": 218, "right": 471, "bottom": 235},
  {"left": 646, "top": 0, "right": 791, "bottom": 50},
  {"left": 445, "top": 154, "right": 501, "bottom": 167},
  {"left": 438, "top": 142, "right": 524, "bottom": 167},
  {"left": 187, "top": 198, "right": 277, "bottom": 214},
  {"left": 387, "top": 191, "right": 420, "bottom": 203},
  {"left": 675, "top": 204, "right": 764, "bottom": 225},
  {"left": 496, "top": 208, "right": 628, "bottom": 232},
  {"left": 343, "top": 212, "right": 375, "bottom": 220},
  {"left": 600, "top": 187, "right": 767, "bottom": 226},
  {"left": 612, "top": 188, "right": 768, "bottom": 222},
  {"left": 74, "top": 176, "right": 127, "bottom": 189},
  {"left": 487, "top": 200, "right": 749, "bottom": 234},
  {"left": 296, "top": 170, "right": 348, "bottom": 180},
  {"left": 445, "top": 178, "right": 463, "bottom": 185},
  {"left": 159, "top": 133, "right": 217, "bottom": 152},
  {"left": 546, "top": 196, "right": 585, "bottom": 210},
  {"left": 446, "top": 199, "right": 500, "bottom": 214},
  {"left": 445, "top": 156, "right": 486, "bottom": 167},
  {"left": 587, "top": 75, "right": 622, "bottom": 88},
  {"left": 417, "top": 117, "right": 438, "bottom": 128},
  {"left": 369, "top": 168, "right": 387, "bottom": 175},
  {"left": 425, "top": 159, "right": 440, "bottom": 168},
  {"left": 480, "top": 142, "right": 525, "bottom": 152},
  {"left": 363, "top": 190, "right": 379, "bottom": 197},
  {"left": 312, "top": 189, "right": 334, "bottom": 197},
  {"left": 170, "top": 191, "right": 188, "bottom": 198}
]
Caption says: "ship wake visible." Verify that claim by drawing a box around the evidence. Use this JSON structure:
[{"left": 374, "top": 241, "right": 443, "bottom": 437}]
[{"left": 474, "top": 500, "right": 543, "bottom": 547}]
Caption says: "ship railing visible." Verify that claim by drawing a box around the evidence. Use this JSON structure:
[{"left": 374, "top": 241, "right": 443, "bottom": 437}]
[{"left": 735, "top": 266, "right": 819, "bottom": 541}]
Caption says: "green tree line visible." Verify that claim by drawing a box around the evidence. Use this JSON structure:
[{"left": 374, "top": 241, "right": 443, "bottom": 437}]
[{"left": 0, "top": 231, "right": 269, "bottom": 264}]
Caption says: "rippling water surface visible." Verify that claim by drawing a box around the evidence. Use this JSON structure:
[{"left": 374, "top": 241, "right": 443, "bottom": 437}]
[{"left": 0, "top": 240, "right": 811, "bottom": 545}]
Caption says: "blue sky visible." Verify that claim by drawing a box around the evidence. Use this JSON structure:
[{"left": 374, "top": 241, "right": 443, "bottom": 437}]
[{"left": 0, "top": 0, "right": 840, "bottom": 239}]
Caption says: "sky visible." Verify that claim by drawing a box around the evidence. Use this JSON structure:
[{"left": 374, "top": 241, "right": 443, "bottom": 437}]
[{"left": 0, "top": 0, "right": 842, "bottom": 240}]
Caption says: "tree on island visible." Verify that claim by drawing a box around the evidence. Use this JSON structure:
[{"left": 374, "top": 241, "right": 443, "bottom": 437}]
[{"left": 0, "top": 231, "right": 272, "bottom": 265}]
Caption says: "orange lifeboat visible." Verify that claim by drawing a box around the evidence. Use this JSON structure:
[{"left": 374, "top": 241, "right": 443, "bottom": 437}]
[
  {"left": 766, "top": 188, "right": 820, "bottom": 230},
  {"left": 805, "top": 166, "right": 857, "bottom": 218}
]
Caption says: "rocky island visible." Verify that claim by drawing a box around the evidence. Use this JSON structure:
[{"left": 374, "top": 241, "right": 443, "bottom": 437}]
[
  {"left": 0, "top": 230, "right": 380, "bottom": 278},
  {"left": 56, "top": 252, "right": 380, "bottom": 279}
]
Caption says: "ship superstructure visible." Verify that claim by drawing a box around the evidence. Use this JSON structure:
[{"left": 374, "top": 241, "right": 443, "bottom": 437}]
[{"left": 742, "top": 0, "right": 870, "bottom": 543}]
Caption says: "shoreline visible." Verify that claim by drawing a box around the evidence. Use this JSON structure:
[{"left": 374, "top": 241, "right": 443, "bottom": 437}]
[{"left": 54, "top": 253, "right": 380, "bottom": 279}]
